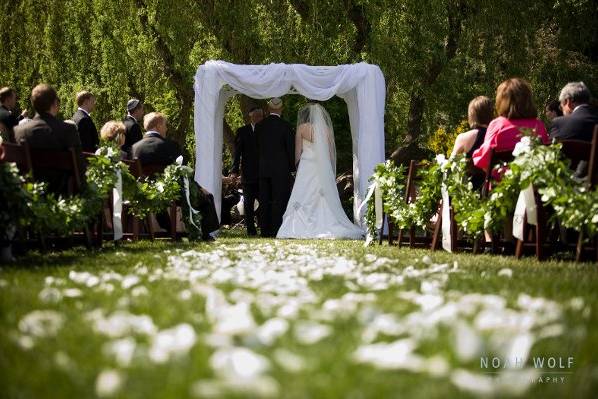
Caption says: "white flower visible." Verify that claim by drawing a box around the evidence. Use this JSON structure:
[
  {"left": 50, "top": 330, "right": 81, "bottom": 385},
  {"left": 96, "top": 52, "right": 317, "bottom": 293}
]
[
  {"left": 210, "top": 347, "right": 270, "bottom": 380},
  {"left": 156, "top": 182, "right": 165, "bottom": 193},
  {"left": 435, "top": 154, "right": 448, "bottom": 166},
  {"left": 95, "top": 369, "right": 124, "bottom": 398},
  {"left": 18, "top": 310, "right": 65, "bottom": 338},
  {"left": 498, "top": 268, "right": 513, "bottom": 278},
  {"left": 149, "top": 323, "right": 197, "bottom": 364}
]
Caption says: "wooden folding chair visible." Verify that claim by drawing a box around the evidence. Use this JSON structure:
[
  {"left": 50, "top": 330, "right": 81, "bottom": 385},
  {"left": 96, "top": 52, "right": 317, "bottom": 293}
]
[
  {"left": 378, "top": 160, "right": 433, "bottom": 247},
  {"left": 516, "top": 127, "right": 598, "bottom": 261},
  {"left": 575, "top": 125, "right": 598, "bottom": 262},
  {"left": 431, "top": 158, "right": 485, "bottom": 253},
  {"left": 475, "top": 148, "right": 516, "bottom": 254},
  {"left": 29, "top": 147, "right": 92, "bottom": 249},
  {"left": 135, "top": 161, "right": 178, "bottom": 241},
  {"left": 0, "top": 140, "right": 33, "bottom": 175}
]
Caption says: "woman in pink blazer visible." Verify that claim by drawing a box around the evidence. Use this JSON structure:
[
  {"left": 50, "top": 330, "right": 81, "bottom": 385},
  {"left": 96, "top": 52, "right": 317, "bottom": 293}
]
[{"left": 472, "top": 78, "right": 549, "bottom": 170}]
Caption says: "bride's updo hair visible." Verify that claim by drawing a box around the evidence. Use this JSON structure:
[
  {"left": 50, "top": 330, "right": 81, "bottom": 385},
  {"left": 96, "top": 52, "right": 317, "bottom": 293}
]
[{"left": 298, "top": 104, "right": 312, "bottom": 124}]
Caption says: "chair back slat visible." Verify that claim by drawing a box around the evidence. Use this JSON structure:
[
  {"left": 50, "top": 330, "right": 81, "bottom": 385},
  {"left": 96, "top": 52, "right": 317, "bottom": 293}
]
[
  {"left": 140, "top": 163, "right": 168, "bottom": 178},
  {"left": 29, "top": 147, "right": 82, "bottom": 191},
  {"left": 558, "top": 139, "right": 592, "bottom": 170},
  {"left": 125, "top": 158, "right": 143, "bottom": 178},
  {"left": 0, "top": 141, "right": 33, "bottom": 174},
  {"left": 405, "top": 160, "right": 426, "bottom": 203},
  {"left": 481, "top": 148, "right": 514, "bottom": 198},
  {"left": 587, "top": 126, "right": 598, "bottom": 188}
]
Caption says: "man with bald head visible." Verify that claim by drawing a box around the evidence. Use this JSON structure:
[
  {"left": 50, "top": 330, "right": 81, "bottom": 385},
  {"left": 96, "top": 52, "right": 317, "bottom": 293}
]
[
  {"left": 131, "top": 112, "right": 180, "bottom": 164},
  {"left": 131, "top": 112, "right": 219, "bottom": 240}
]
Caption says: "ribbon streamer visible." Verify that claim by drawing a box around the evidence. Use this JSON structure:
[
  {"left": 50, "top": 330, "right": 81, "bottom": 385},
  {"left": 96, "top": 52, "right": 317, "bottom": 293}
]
[
  {"left": 512, "top": 183, "right": 537, "bottom": 241},
  {"left": 112, "top": 170, "right": 123, "bottom": 241},
  {"left": 441, "top": 184, "right": 452, "bottom": 252},
  {"left": 359, "top": 181, "right": 384, "bottom": 246},
  {"left": 176, "top": 155, "right": 201, "bottom": 232}
]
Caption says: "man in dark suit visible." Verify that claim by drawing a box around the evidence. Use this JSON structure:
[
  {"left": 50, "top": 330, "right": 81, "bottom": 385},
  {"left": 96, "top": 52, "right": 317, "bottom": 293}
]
[
  {"left": 132, "top": 112, "right": 219, "bottom": 240},
  {"left": 72, "top": 90, "right": 99, "bottom": 152},
  {"left": 14, "top": 84, "right": 83, "bottom": 195},
  {"left": 122, "top": 98, "right": 144, "bottom": 156},
  {"left": 230, "top": 106, "right": 264, "bottom": 236},
  {"left": 550, "top": 82, "right": 598, "bottom": 142},
  {"left": 255, "top": 97, "right": 295, "bottom": 237},
  {"left": 0, "top": 87, "right": 20, "bottom": 142}
]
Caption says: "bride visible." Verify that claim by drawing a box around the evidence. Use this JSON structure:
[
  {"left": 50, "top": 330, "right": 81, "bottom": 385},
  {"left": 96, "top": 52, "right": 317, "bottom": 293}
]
[{"left": 277, "top": 103, "right": 364, "bottom": 239}]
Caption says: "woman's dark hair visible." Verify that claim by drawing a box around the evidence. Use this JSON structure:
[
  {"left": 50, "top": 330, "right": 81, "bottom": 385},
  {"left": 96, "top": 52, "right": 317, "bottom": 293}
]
[{"left": 545, "top": 99, "right": 563, "bottom": 117}]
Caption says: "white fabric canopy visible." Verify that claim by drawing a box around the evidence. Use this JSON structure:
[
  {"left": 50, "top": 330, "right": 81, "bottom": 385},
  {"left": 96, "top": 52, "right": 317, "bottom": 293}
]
[{"left": 193, "top": 60, "right": 386, "bottom": 226}]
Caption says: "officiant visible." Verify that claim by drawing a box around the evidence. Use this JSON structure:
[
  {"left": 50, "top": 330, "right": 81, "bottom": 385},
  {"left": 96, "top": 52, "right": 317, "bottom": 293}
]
[{"left": 230, "top": 106, "right": 263, "bottom": 236}]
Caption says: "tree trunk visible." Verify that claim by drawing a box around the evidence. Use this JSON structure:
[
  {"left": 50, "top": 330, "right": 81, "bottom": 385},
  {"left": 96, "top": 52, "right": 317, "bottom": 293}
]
[
  {"left": 134, "top": 0, "right": 194, "bottom": 158},
  {"left": 394, "top": 1, "right": 468, "bottom": 159}
]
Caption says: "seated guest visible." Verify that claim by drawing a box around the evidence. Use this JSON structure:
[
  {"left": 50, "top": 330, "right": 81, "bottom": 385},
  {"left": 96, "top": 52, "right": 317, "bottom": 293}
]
[
  {"left": 100, "top": 121, "right": 128, "bottom": 160},
  {"left": 14, "top": 84, "right": 84, "bottom": 195},
  {"left": 544, "top": 99, "right": 562, "bottom": 121},
  {"left": 450, "top": 96, "right": 494, "bottom": 158},
  {"left": 122, "top": 98, "right": 144, "bottom": 156},
  {"left": 72, "top": 90, "right": 99, "bottom": 152},
  {"left": 549, "top": 82, "right": 598, "bottom": 142},
  {"left": 0, "top": 87, "right": 19, "bottom": 142},
  {"left": 132, "top": 112, "right": 219, "bottom": 240},
  {"left": 472, "top": 78, "right": 549, "bottom": 170},
  {"left": 132, "top": 112, "right": 180, "bottom": 164}
]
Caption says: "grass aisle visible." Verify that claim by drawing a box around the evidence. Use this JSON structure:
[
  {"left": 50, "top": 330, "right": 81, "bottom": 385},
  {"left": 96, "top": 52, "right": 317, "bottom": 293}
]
[{"left": 1, "top": 231, "right": 597, "bottom": 398}]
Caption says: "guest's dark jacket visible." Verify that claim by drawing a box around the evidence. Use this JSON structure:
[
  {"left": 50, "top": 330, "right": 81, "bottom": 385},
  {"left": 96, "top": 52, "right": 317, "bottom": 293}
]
[
  {"left": 549, "top": 104, "right": 598, "bottom": 142},
  {"left": 123, "top": 114, "right": 143, "bottom": 155},
  {"left": 72, "top": 108, "right": 99, "bottom": 152},
  {"left": 231, "top": 123, "right": 259, "bottom": 183},
  {"left": 0, "top": 105, "right": 18, "bottom": 142},
  {"left": 131, "top": 131, "right": 181, "bottom": 165},
  {"left": 14, "top": 113, "right": 84, "bottom": 194},
  {"left": 255, "top": 114, "right": 295, "bottom": 178}
]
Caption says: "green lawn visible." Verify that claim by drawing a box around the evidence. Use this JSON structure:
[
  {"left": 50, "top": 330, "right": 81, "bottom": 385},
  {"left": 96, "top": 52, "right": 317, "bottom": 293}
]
[{"left": 1, "top": 230, "right": 597, "bottom": 398}]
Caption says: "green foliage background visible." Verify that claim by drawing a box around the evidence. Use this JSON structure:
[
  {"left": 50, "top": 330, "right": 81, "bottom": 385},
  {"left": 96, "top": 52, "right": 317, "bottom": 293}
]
[{"left": 1, "top": 0, "right": 597, "bottom": 172}]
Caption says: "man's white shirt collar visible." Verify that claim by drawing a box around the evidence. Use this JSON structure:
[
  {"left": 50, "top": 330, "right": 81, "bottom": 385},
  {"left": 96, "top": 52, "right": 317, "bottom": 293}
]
[
  {"left": 572, "top": 104, "right": 588, "bottom": 113},
  {"left": 270, "top": 113, "right": 281, "bottom": 117},
  {"left": 78, "top": 107, "right": 90, "bottom": 117},
  {"left": 128, "top": 113, "right": 137, "bottom": 123}
]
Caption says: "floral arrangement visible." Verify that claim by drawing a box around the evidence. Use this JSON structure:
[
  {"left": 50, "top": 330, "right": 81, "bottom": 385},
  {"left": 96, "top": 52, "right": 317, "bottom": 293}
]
[
  {"left": 0, "top": 145, "right": 204, "bottom": 243},
  {"left": 366, "top": 131, "right": 598, "bottom": 244}
]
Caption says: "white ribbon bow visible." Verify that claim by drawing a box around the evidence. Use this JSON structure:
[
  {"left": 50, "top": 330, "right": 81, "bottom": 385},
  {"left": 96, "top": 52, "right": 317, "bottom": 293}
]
[
  {"left": 441, "top": 184, "right": 452, "bottom": 252},
  {"left": 176, "top": 156, "right": 201, "bottom": 231},
  {"left": 112, "top": 170, "right": 123, "bottom": 241},
  {"left": 359, "top": 181, "right": 384, "bottom": 246},
  {"left": 512, "top": 183, "right": 537, "bottom": 241}
]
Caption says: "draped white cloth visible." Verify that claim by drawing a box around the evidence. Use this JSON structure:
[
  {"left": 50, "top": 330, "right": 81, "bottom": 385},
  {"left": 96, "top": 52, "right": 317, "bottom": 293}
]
[{"left": 193, "top": 60, "right": 386, "bottom": 225}]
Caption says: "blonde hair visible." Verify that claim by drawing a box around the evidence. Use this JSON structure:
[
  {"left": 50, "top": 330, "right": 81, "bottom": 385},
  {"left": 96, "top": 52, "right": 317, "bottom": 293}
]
[
  {"left": 76, "top": 90, "right": 94, "bottom": 107},
  {"left": 100, "top": 121, "right": 126, "bottom": 145},
  {"left": 143, "top": 112, "right": 166, "bottom": 131}
]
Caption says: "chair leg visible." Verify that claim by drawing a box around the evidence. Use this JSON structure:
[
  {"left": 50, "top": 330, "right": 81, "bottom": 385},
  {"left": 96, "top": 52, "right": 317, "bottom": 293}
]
[
  {"left": 388, "top": 220, "right": 394, "bottom": 245},
  {"left": 409, "top": 226, "right": 416, "bottom": 248},
  {"left": 132, "top": 216, "right": 139, "bottom": 241},
  {"left": 378, "top": 213, "right": 385, "bottom": 245},
  {"left": 170, "top": 203, "right": 177, "bottom": 241},
  {"left": 431, "top": 211, "right": 442, "bottom": 251},
  {"left": 576, "top": 231, "right": 584, "bottom": 262},
  {"left": 450, "top": 208, "right": 458, "bottom": 253}
]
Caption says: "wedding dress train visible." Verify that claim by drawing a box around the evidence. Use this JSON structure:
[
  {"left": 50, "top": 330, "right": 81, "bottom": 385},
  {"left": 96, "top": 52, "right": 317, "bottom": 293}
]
[{"left": 276, "top": 104, "right": 363, "bottom": 240}]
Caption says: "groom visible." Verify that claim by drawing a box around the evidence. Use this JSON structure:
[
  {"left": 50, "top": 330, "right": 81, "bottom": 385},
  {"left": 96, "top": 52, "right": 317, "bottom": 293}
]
[{"left": 255, "top": 97, "right": 295, "bottom": 237}]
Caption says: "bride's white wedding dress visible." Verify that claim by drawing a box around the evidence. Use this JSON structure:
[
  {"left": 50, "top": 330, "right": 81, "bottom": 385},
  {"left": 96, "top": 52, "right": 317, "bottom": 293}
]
[{"left": 276, "top": 104, "right": 364, "bottom": 239}]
